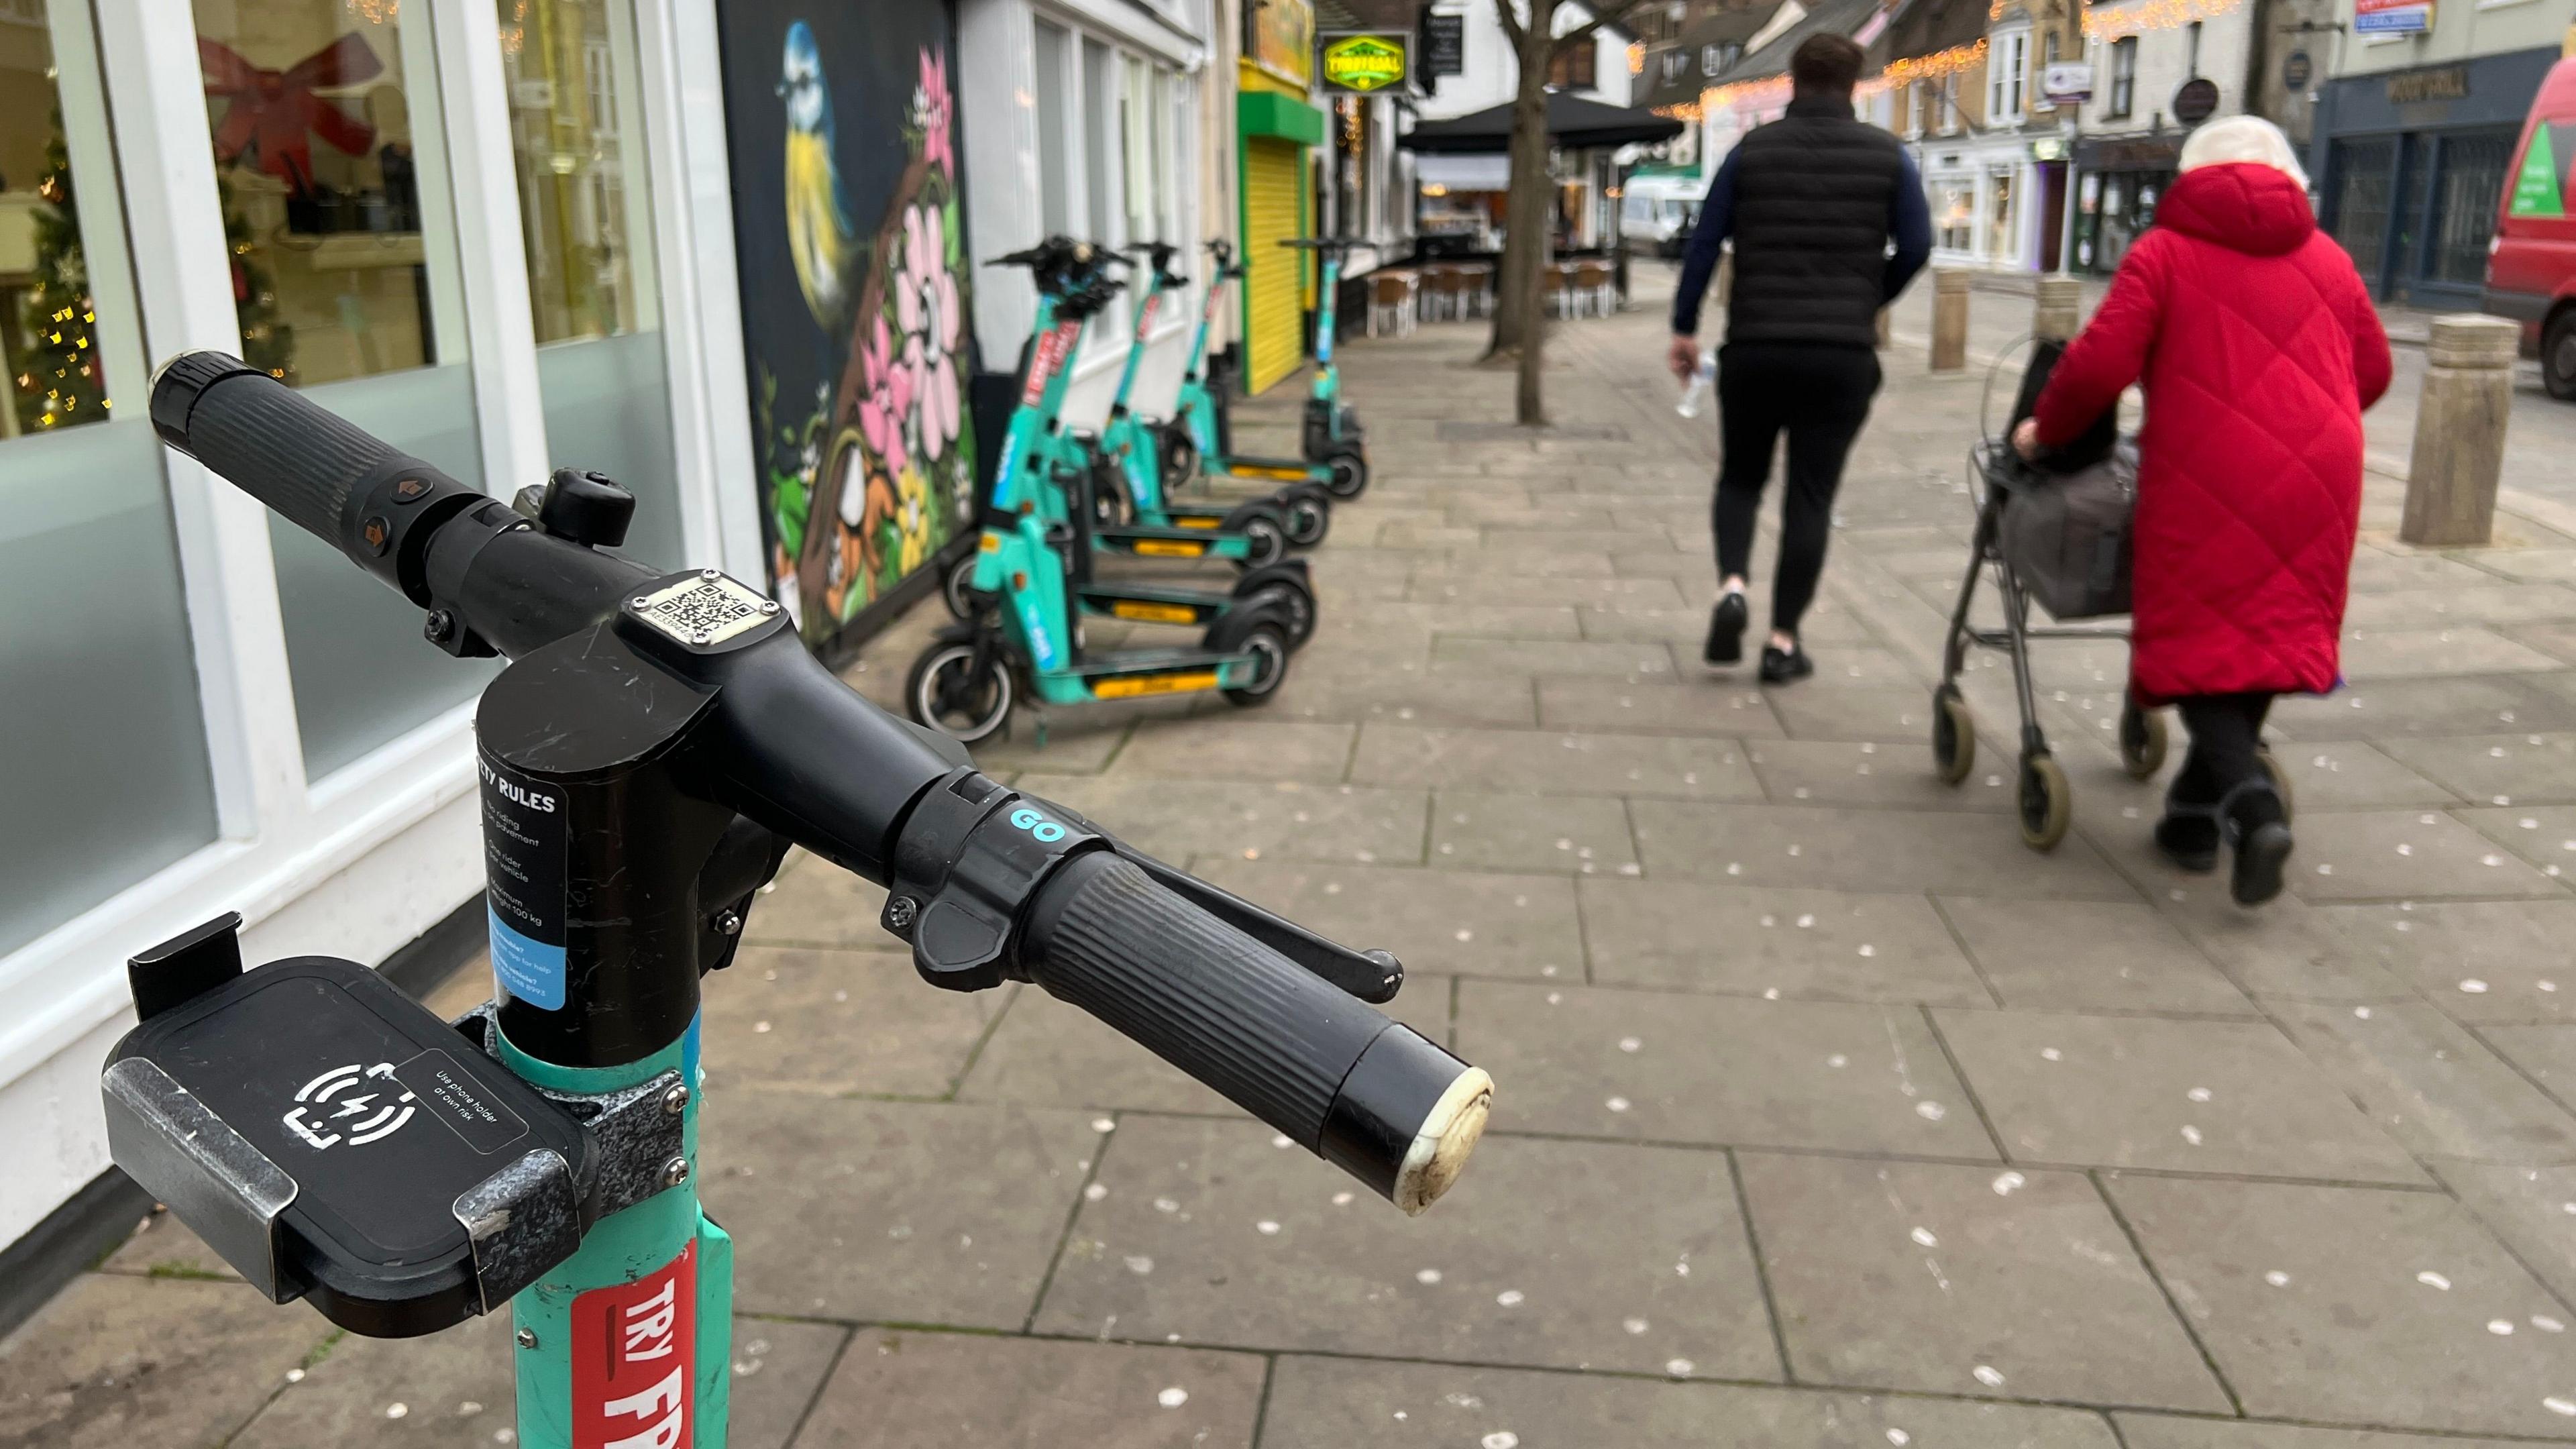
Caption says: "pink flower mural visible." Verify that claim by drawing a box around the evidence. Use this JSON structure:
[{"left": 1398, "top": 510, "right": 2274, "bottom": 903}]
[
  {"left": 912, "top": 48, "right": 953, "bottom": 180},
  {"left": 897, "top": 203, "right": 961, "bottom": 464},
  {"left": 857, "top": 311, "right": 912, "bottom": 479}
]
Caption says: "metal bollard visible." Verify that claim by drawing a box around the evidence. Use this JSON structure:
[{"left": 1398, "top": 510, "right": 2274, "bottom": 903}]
[
  {"left": 2401, "top": 315, "right": 2521, "bottom": 547},
  {"left": 1931, "top": 268, "right": 1970, "bottom": 372},
  {"left": 2033, "top": 276, "right": 2082, "bottom": 343}
]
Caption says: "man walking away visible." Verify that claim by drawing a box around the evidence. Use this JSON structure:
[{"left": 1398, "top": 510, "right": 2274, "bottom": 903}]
[{"left": 1667, "top": 34, "right": 1932, "bottom": 684}]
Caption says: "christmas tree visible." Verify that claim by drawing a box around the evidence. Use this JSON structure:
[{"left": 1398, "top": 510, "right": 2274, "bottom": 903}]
[{"left": 13, "top": 105, "right": 106, "bottom": 432}]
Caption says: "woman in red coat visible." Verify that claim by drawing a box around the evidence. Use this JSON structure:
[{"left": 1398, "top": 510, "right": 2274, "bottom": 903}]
[{"left": 2015, "top": 117, "right": 2392, "bottom": 905}]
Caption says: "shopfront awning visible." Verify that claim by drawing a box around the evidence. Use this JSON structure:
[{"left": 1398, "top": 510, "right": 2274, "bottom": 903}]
[
  {"left": 1401, "top": 91, "right": 1685, "bottom": 154},
  {"left": 1415, "top": 153, "right": 1512, "bottom": 191}
]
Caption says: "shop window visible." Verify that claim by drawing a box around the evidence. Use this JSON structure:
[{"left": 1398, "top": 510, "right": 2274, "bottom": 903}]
[
  {"left": 2108, "top": 37, "right": 2137, "bottom": 119},
  {"left": 1, "top": 0, "right": 219, "bottom": 956},
  {"left": 1938, "top": 75, "right": 1960, "bottom": 136},
  {"left": 1988, "top": 29, "right": 2027, "bottom": 125},
  {"left": 1932, "top": 178, "right": 1974, "bottom": 252},
  {"left": 1548, "top": 42, "right": 1597, "bottom": 92},
  {"left": 1028, "top": 17, "right": 1187, "bottom": 333},
  {"left": 1081, "top": 39, "right": 1112, "bottom": 249},
  {"left": 1122, "top": 53, "right": 1156, "bottom": 244},
  {"left": 1033, "top": 22, "right": 1070, "bottom": 237},
  {"left": 499, "top": 0, "right": 684, "bottom": 570},
  {"left": 195, "top": 0, "right": 492, "bottom": 777},
  {"left": 1984, "top": 166, "right": 2017, "bottom": 260}
]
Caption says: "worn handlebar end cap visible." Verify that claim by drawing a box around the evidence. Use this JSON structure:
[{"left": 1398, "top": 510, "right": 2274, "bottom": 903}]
[
  {"left": 1319, "top": 1025, "right": 1493, "bottom": 1216},
  {"left": 148, "top": 352, "right": 260, "bottom": 453}
]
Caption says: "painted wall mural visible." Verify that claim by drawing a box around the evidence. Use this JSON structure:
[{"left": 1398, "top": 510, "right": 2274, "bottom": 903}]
[{"left": 717, "top": 3, "right": 975, "bottom": 647}]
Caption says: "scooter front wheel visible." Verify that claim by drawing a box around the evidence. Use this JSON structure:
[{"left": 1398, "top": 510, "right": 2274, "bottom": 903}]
[
  {"left": 907, "top": 642, "right": 1015, "bottom": 744},
  {"left": 1324, "top": 451, "right": 1368, "bottom": 500},
  {"left": 1282, "top": 493, "right": 1330, "bottom": 547},
  {"left": 942, "top": 554, "right": 983, "bottom": 622},
  {"left": 1238, "top": 582, "right": 1318, "bottom": 649}
]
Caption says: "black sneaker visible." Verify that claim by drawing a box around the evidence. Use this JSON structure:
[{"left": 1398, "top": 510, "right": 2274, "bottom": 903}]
[
  {"left": 2153, "top": 810, "right": 2220, "bottom": 873},
  {"left": 1703, "top": 592, "right": 1748, "bottom": 665},
  {"left": 1758, "top": 642, "right": 1813, "bottom": 685}
]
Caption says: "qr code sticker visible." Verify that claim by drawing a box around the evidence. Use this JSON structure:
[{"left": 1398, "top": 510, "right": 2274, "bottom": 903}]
[{"left": 639, "top": 578, "right": 769, "bottom": 645}]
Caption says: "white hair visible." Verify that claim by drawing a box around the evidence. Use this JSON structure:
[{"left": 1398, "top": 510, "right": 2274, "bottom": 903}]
[{"left": 2178, "top": 115, "right": 2310, "bottom": 190}]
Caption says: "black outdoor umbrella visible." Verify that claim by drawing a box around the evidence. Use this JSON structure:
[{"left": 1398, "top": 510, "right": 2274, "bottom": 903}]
[{"left": 1401, "top": 90, "right": 1684, "bottom": 153}]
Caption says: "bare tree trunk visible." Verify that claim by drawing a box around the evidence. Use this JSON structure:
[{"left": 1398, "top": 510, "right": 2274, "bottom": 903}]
[{"left": 1487, "top": 5, "right": 1556, "bottom": 364}]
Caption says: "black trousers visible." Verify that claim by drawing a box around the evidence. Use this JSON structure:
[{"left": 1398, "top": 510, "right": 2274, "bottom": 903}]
[
  {"left": 1714, "top": 343, "right": 1882, "bottom": 637},
  {"left": 2172, "top": 692, "right": 2276, "bottom": 805}
]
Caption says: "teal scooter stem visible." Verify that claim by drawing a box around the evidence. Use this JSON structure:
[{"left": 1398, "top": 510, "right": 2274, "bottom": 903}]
[
  {"left": 909, "top": 238, "right": 1309, "bottom": 745},
  {"left": 1099, "top": 243, "right": 1332, "bottom": 547},
  {"left": 1162, "top": 237, "right": 1370, "bottom": 502}
]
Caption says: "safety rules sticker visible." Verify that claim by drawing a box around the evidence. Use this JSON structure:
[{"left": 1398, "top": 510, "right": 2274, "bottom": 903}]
[
  {"left": 572, "top": 1240, "right": 697, "bottom": 1448},
  {"left": 480, "top": 751, "right": 568, "bottom": 1010}
]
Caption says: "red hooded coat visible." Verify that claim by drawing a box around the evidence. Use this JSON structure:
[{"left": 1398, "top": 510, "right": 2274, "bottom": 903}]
[{"left": 2031, "top": 162, "right": 2393, "bottom": 705}]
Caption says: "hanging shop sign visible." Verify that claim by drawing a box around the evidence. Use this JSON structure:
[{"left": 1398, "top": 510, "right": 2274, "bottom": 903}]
[
  {"left": 2355, "top": 0, "right": 2434, "bottom": 37},
  {"left": 2043, "top": 62, "right": 2094, "bottom": 104},
  {"left": 1422, "top": 13, "right": 1466, "bottom": 77},
  {"left": 714, "top": 6, "right": 979, "bottom": 649},
  {"left": 1320, "top": 32, "right": 1411, "bottom": 93},
  {"left": 2383, "top": 64, "right": 2469, "bottom": 104},
  {"left": 1249, "top": 0, "right": 1317, "bottom": 88}
]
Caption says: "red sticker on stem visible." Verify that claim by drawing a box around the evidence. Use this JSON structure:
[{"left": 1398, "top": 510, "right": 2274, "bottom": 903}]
[
  {"left": 572, "top": 1240, "right": 696, "bottom": 1448},
  {"left": 1022, "top": 321, "right": 1081, "bottom": 405}
]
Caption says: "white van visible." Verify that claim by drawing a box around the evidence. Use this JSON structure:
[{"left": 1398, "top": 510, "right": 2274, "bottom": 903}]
[{"left": 1621, "top": 174, "right": 1706, "bottom": 258}]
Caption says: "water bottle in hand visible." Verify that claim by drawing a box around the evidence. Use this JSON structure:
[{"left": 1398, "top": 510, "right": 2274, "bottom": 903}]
[{"left": 1676, "top": 350, "right": 1716, "bottom": 418}]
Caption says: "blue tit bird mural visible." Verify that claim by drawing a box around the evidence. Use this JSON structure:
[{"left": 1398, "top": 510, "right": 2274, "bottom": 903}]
[{"left": 777, "top": 20, "right": 855, "bottom": 334}]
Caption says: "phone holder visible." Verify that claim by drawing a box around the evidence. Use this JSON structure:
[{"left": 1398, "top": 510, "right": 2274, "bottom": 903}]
[{"left": 101, "top": 914, "right": 686, "bottom": 1338}]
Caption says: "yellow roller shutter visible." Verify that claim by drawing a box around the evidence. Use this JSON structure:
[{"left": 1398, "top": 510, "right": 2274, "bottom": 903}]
[{"left": 1243, "top": 138, "right": 1304, "bottom": 394}]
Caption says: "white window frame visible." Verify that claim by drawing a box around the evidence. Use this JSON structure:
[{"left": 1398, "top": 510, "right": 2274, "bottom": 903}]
[
  {"left": 0, "top": 0, "right": 745, "bottom": 1245},
  {"left": 1988, "top": 26, "right": 2029, "bottom": 126}
]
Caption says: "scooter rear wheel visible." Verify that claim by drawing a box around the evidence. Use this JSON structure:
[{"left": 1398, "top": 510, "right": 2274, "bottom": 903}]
[
  {"left": 907, "top": 642, "right": 1014, "bottom": 744},
  {"left": 1234, "top": 513, "right": 1289, "bottom": 570},
  {"left": 1324, "top": 451, "right": 1368, "bottom": 500},
  {"left": 1239, "top": 582, "right": 1318, "bottom": 649},
  {"left": 1220, "top": 625, "right": 1292, "bottom": 707},
  {"left": 1282, "top": 494, "right": 1330, "bottom": 547}
]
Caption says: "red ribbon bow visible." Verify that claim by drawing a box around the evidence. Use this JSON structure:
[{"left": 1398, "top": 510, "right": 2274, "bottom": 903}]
[{"left": 200, "top": 35, "right": 383, "bottom": 193}]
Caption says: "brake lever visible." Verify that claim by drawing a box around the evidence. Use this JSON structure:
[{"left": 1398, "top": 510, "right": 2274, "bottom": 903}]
[{"left": 1032, "top": 800, "right": 1403, "bottom": 1003}]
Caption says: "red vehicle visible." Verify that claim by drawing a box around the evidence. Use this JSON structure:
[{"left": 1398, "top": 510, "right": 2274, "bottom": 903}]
[{"left": 2487, "top": 55, "right": 2576, "bottom": 400}]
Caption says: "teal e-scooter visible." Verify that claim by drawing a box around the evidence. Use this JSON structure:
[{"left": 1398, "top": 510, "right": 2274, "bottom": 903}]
[
  {"left": 1160, "top": 237, "right": 1370, "bottom": 502},
  {"left": 909, "top": 239, "right": 1307, "bottom": 745},
  {"left": 1097, "top": 242, "right": 1332, "bottom": 547}
]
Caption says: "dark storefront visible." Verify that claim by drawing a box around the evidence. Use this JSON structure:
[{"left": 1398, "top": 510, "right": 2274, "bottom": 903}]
[
  {"left": 2312, "top": 48, "right": 2561, "bottom": 308},
  {"left": 2072, "top": 135, "right": 2182, "bottom": 278}
]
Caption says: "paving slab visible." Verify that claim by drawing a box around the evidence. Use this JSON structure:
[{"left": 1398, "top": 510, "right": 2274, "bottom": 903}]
[
  {"left": 1430, "top": 789, "right": 1636, "bottom": 873},
  {"left": 1935, "top": 899, "right": 2257, "bottom": 1014},
  {"left": 2151, "top": 892, "right": 2420, "bottom": 1003},
  {"left": 1352, "top": 723, "right": 1761, "bottom": 800},
  {"left": 1931, "top": 1010, "right": 2426, "bottom": 1183},
  {"left": 2314, "top": 899, "right": 2576, "bottom": 1023},
  {"left": 1535, "top": 676, "right": 1785, "bottom": 737},
  {"left": 2455, "top": 804, "right": 2576, "bottom": 879},
  {"left": 1456, "top": 981, "right": 1996, "bottom": 1156},
  {"left": 2342, "top": 584, "right": 2576, "bottom": 630},
  {"left": 742, "top": 851, "right": 892, "bottom": 951},
  {"left": 797, "top": 1329, "right": 1264, "bottom": 1448},
  {"left": 1407, "top": 574, "right": 1688, "bottom": 608},
  {"left": 2379, "top": 733, "right": 2576, "bottom": 805},
  {"left": 698, "top": 1093, "right": 1098, "bottom": 1328},
  {"left": 1259, "top": 1356, "right": 2122, "bottom": 1448},
  {"left": 2288, "top": 809, "right": 2563, "bottom": 902},
  {"left": 2269, "top": 677, "right": 2576, "bottom": 741},
  {"left": 1579, "top": 877, "right": 1993, "bottom": 1004},
  {"left": 0, "top": 1274, "right": 328, "bottom": 1449},
  {"left": 2428, "top": 1158, "right": 2576, "bottom": 1308},
  {"left": 1737, "top": 1153, "right": 2231, "bottom": 1410},
  {"left": 1185, "top": 859, "right": 1580, "bottom": 979},
  {"left": 699, "top": 947, "right": 1006, "bottom": 1098},
  {"left": 1013, "top": 774, "right": 1429, "bottom": 866},
  {"left": 2271, "top": 1001, "right": 2576, "bottom": 1165},
  {"left": 1104, "top": 720, "right": 1356, "bottom": 782},
  {"left": 1429, "top": 636, "right": 1680, "bottom": 679},
  {"left": 1274, "top": 667, "right": 1543, "bottom": 729},
  {"left": 2257, "top": 741, "right": 2465, "bottom": 811},
  {"left": 2339, "top": 626, "right": 2564, "bottom": 679},
  {"left": 1033, "top": 1116, "right": 1778, "bottom": 1378},
  {"left": 98, "top": 1209, "right": 237, "bottom": 1283},
  {"left": 2106, "top": 1174, "right": 2576, "bottom": 1436},
  {"left": 1630, "top": 799, "right": 2133, "bottom": 898},
  {"left": 2114, "top": 1415, "right": 2538, "bottom": 1449},
  {"left": 1762, "top": 684, "right": 1945, "bottom": 743},
  {"left": 1746, "top": 738, "right": 2018, "bottom": 812}
]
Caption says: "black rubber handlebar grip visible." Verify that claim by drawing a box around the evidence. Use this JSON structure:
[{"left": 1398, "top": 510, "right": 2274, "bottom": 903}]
[
  {"left": 1024, "top": 851, "right": 1491, "bottom": 1214},
  {"left": 148, "top": 351, "right": 439, "bottom": 558}
]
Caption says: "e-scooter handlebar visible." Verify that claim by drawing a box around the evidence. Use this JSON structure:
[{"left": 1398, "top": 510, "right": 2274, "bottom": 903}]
[
  {"left": 1026, "top": 852, "right": 1489, "bottom": 1214},
  {"left": 143, "top": 352, "right": 1490, "bottom": 1214}
]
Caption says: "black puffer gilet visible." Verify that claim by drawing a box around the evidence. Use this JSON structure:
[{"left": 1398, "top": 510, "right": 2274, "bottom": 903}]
[{"left": 1725, "top": 97, "right": 1904, "bottom": 348}]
